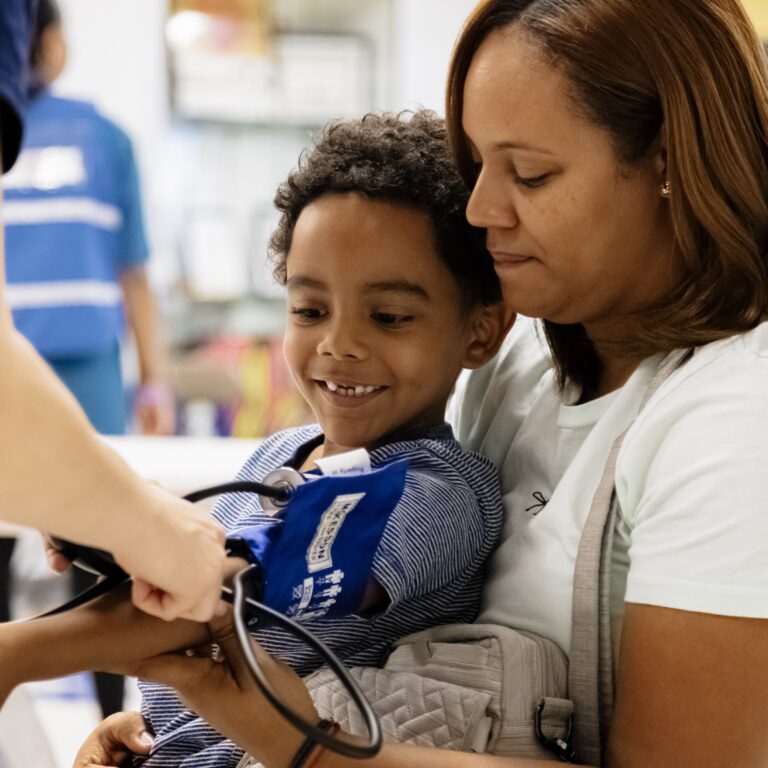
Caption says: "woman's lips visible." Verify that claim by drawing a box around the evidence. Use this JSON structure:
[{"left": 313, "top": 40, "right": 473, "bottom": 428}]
[{"left": 489, "top": 250, "right": 534, "bottom": 265}]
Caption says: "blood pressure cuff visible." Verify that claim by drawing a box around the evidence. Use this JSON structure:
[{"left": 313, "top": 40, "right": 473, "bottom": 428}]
[
  {"left": 0, "top": 0, "right": 35, "bottom": 172},
  {"left": 233, "top": 458, "right": 409, "bottom": 621}
]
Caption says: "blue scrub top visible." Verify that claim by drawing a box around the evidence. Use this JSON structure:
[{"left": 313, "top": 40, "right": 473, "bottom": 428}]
[
  {"left": 3, "top": 93, "right": 150, "bottom": 357},
  {"left": 0, "top": 0, "right": 34, "bottom": 172}
]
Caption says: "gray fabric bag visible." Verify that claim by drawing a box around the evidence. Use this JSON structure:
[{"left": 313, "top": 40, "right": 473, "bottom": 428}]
[{"left": 238, "top": 351, "right": 689, "bottom": 768}]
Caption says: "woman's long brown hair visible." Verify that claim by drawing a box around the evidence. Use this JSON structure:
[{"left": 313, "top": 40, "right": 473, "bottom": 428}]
[{"left": 447, "top": 0, "right": 768, "bottom": 392}]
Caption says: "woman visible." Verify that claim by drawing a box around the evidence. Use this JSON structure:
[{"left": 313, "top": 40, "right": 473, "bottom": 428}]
[
  {"left": 76, "top": 0, "right": 768, "bottom": 766},
  {"left": 0, "top": 0, "right": 226, "bottom": 623}
]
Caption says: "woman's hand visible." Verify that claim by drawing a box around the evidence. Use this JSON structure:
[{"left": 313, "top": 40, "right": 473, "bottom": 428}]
[
  {"left": 72, "top": 712, "right": 153, "bottom": 768},
  {"left": 136, "top": 608, "right": 313, "bottom": 764}
]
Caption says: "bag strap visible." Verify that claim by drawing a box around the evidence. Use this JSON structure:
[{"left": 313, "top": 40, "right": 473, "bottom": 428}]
[{"left": 568, "top": 349, "right": 692, "bottom": 765}]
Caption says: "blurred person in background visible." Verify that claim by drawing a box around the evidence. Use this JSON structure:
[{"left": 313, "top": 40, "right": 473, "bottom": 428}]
[{"left": 4, "top": 0, "right": 174, "bottom": 439}]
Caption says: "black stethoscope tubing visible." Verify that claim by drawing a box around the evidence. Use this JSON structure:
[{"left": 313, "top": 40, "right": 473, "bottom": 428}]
[
  {"left": 184, "top": 480, "right": 292, "bottom": 505},
  {"left": 191, "top": 479, "right": 380, "bottom": 759},
  {"left": 43, "top": 478, "right": 382, "bottom": 760},
  {"left": 226, "top": 566, "right": 381, "bottom": 757}
]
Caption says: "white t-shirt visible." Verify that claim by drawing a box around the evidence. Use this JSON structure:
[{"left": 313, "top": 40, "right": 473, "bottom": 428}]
[{"left": 448, "top": 317, "right": 768, "bottom": 656}]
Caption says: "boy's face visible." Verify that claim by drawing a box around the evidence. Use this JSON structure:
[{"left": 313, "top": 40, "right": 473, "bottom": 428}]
[{"left": 283, "top": 192, "right": 480, "bottom": 456}]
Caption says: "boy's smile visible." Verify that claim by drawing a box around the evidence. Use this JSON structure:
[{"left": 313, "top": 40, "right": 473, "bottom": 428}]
[
  {"left": 283, "top": 192, "right": 484, "bottom": 458},
  {"left": 315, "top": 380, "right": 385, "bottom": 403}
]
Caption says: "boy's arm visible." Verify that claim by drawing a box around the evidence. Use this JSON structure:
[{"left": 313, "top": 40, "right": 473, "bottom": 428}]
[
  {"left": 370, "top": 464, "right": 501, "bottom": 611},
  {"left": 0, "top": 583, "right": 206, "bottom": 709}
]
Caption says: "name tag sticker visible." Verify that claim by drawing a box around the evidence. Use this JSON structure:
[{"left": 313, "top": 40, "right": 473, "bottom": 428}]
[{"left": 315, "top": 448, "right": 371, "bottom": 476}]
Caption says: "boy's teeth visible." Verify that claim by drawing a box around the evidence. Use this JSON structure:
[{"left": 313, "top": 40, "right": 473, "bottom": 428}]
[{"left": 324, "top": 381, "right": 380, "bottom": 397}]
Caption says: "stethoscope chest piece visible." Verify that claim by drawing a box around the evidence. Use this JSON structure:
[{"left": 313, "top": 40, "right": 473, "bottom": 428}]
[{"left": 259, "top": 466, "right": 305, "bottom": 514}]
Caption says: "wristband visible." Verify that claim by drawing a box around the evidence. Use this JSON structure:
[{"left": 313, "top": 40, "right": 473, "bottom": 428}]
[
  {"left": 289, "top": 719, "right": 340, "bottom": 768},
  {"left": 135, "top": 382, "right": 172, "bottom": 407}
]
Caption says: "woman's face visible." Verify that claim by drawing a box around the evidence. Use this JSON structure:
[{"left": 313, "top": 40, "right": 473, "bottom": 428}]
[{"left": 462, "top": 25, "right": 676, "bottom": 345}]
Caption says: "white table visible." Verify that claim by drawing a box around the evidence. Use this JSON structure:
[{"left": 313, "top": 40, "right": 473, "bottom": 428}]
[{"left": 102, "top": 435, "right": 262, "bottom": 495}]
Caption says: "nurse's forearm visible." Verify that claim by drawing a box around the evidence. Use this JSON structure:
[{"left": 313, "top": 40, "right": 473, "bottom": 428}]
[
  {"left": 120, "top": 266, "right": 167, "bottom": 387},
  {"left": 0, "top": 185, "right": 168, "bottom": 550},
  {"left": 0, "top": 326, "right": 172, "bottom": 548},
  {"left": 0, "top": 582, "right": 209, "bottom": 706},
  {"left": 1, "top": 196, "right": 227, "bottom": 624}
]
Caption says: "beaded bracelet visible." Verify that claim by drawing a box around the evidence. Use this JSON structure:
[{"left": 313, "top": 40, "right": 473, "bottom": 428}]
[
  {"left": 289, "top": 720, "right": 341, "bottom": 768},
  {"left": 135, "top": 382, "right": 172, "bottom": 407}
]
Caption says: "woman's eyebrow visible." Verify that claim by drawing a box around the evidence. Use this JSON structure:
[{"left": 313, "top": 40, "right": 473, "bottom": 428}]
[
  {"left": 286, "top": 275, "right": 327, "bottom": 291},
  {"left": 494, "top": 140, "right": 555, "bottom": 155},
  {"left": 364, "top": 280, "right": 430, "bottom": 300}
]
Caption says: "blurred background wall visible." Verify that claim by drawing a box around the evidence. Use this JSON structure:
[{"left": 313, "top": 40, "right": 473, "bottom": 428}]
[
  {"left": 743, "top": 0, "right": 768, "bottom": 37},
  {"left": 48, "top": 0, "right": 476, "bottom": 437},
  {"left": 47, "top": 0, "right": 768, "bottom": 438}
]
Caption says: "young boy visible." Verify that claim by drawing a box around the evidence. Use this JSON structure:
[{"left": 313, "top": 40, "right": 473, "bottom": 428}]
[{"left": 0, "top": 111, "right": 508, "bottom": 766}]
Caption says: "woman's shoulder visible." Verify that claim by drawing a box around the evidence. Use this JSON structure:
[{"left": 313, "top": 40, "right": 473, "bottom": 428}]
[
  {"left": 635, "top": 322, "right": 768, "bottom": 430},
  {"left": 619, "top": 322, "right": 768, "bottom": 513},
  {"left": 616, "top": 325, "right": 768, "bottom": 619}
]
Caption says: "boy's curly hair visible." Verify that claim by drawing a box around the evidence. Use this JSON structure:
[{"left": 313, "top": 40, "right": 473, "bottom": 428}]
[{"left": 269, "top": 110, "right": 501, "bottom": 307}]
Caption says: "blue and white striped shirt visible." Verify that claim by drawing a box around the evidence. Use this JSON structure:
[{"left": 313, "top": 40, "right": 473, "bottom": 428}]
[
  {"left": 4, "top": 93, "right": 149, "bottom": 357},
  {"left": 139, "top": 423, "right": 503, "bottom": 768}
]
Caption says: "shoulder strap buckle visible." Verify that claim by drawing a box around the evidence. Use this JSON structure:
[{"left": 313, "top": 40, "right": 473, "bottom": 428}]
[{"left": 535, "top": 701, "right": 582, "bottom": 764}]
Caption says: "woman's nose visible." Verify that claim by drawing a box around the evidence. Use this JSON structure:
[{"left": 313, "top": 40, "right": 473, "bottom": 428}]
[
  {"left": 466, "top": 167, "right": 519, "bottom": 230},
  {"left": 317, "top": 318, "right": 368, "bottom": 360}
]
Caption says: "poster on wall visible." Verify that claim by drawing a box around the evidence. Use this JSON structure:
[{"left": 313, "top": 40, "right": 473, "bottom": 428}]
[
  {"left": 166, "top": 0, "right": 372, "bottom": 126},
  {"left": 166, "top": 0, "right": 273, "bottom": 123}
]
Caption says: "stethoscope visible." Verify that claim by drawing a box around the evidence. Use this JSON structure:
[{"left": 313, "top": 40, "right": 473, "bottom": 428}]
[{"left": 46, "top": 473, "right": 383, "bottom": 760}]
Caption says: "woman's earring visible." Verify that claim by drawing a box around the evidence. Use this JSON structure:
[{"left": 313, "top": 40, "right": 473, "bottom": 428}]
[{"left": 660, "top": 179, "right": 671, "bottom": 198}]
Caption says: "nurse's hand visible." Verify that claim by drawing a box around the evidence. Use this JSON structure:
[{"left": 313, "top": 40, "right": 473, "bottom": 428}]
[
  {"left": 136, "top": 609, "right": 313, "bottom": 764},
  {"left": 112, "top": 487, "right": 227, "bottom": 622},
  {"left": 43, "top": 488, "right": 226, "bottom": 622},
  {"left": 72, "top": 711, "right": 153, "bottom": 768}
]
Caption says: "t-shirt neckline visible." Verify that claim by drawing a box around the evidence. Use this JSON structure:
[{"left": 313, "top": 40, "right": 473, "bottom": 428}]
[{"left": 557, "top": 386, "right": 621, "bottom": 429}]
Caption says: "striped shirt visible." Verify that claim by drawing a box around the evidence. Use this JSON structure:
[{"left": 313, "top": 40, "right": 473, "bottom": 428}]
[
  {"left": 4, "top": 92, "right": 149, "bottom": 357},
  {"left": 139, "top": 423, "right": 503, "bottom": 768}
]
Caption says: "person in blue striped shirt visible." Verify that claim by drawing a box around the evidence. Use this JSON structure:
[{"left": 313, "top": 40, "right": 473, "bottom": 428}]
[{"left": 0, "top": 110, "right": 510, "bottom": 768}]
